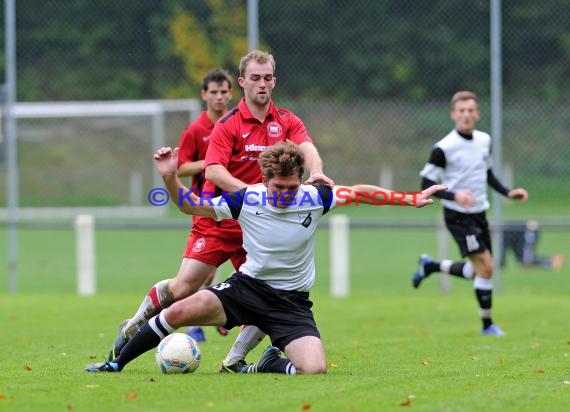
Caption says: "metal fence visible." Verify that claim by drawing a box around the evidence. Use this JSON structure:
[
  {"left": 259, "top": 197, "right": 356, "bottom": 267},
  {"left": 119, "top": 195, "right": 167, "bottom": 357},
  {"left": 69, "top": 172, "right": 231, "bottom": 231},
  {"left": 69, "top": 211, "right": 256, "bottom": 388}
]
[{"left": 1, "top": 1, "right": 567, "bottom": 217}]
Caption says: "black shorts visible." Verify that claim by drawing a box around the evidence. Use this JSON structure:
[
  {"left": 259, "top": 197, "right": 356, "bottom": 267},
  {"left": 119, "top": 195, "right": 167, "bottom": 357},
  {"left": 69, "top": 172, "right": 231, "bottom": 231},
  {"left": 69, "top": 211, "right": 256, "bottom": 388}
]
[
  {"left": 444, "top": 208, "right": 492, "bottom": 257},
  {"left": 207, "top": 272, "right": 320, "bottom": 351}
]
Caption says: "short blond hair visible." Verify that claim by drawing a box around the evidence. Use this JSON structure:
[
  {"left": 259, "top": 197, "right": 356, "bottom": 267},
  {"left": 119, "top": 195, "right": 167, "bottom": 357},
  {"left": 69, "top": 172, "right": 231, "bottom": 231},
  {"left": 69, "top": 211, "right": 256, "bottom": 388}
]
[
  {"left": 239, "top": 50, "right": 276, "bottom": 77},
  {"left": 451, "top": 91, "right": 478, "bottom": 110}
]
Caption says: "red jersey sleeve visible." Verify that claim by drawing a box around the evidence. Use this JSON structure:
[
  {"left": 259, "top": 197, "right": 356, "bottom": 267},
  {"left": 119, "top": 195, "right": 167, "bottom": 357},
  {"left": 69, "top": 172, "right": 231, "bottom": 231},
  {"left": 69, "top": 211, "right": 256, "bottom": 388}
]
[
  {"left": 286, "top": 113, "right": 313, "bottom": 144},
  {"left": 177, "top": 125, "right": 198, "bottom": 168},
  {"left": 204, "top": 122, "right": 235, "bottom": 169}
]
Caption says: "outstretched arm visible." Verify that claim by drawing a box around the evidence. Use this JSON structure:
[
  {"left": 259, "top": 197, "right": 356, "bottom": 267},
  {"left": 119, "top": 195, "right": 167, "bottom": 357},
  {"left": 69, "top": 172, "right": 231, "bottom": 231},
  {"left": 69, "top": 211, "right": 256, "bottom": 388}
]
[
  {"left": 154, "top": 147, "right": 216, "bottom": 217},
  {"left": 336, "top": 184, "right": 447, "bottom": 208}
]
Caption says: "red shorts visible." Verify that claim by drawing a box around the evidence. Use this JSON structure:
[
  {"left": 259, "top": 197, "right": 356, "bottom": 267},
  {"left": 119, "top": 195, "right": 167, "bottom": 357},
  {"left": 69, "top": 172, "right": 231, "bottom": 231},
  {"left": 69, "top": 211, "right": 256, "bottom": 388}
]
[{"left": 183, "top": 219, "right": 246, "bottom": 270}]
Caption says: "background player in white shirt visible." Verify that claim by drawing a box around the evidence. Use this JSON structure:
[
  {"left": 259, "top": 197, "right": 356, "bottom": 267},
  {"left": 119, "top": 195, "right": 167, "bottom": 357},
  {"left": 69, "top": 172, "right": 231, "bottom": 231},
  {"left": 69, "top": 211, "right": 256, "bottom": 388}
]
[
  {"left": 413, "top": 91, "right": 528, "bottom": 336},
  {"left": 86, "top": 142, "right": 445, "bottom": 374}
]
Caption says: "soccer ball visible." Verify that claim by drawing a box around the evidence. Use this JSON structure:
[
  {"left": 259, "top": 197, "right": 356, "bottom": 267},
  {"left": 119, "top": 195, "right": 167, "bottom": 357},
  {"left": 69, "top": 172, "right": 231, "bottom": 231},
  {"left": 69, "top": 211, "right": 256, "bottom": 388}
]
[{"left": 156, "top": 333, "right": 201, "bottom": 374}]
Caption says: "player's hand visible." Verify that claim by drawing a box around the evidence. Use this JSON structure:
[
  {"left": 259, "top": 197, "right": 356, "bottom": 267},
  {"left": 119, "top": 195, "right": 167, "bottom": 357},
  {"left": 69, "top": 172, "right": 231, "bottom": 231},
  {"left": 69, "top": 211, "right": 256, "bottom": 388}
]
[
  {"left": 454, "top": 190, "right": 475, "bottom": 208},
  {"left": 413, "top": 184, "right": 448, "bottom": 208},
  {"left": 154, "top": 146, "right": 179, "bottom": 177},
  {"left": 305, "top": 172, "right": 334, "bottom": 187},
  {"left": 508, "top": 188, "right": 528, "bottom": 202}
]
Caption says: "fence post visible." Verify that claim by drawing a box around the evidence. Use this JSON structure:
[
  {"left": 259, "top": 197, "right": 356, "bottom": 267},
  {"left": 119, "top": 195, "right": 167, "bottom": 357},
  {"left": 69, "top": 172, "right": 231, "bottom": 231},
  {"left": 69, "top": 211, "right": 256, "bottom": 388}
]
[
  {"left": 379, "top": 164, "right": 393, "bottom": 189},
  {"left": 75, "top": 214, "right": 96, "bottom": 296},
  {"left": 436, "top": 214, "right": 451, "bottom": 293},
  {"left": 330, "top": 214, "right": 349, "bottom": 297},
  {"left": 130, "top": 170, "right": 143, "bottom": 206},
  {"left": 502, "top": 163, "right": 513, "bottom": 192}
]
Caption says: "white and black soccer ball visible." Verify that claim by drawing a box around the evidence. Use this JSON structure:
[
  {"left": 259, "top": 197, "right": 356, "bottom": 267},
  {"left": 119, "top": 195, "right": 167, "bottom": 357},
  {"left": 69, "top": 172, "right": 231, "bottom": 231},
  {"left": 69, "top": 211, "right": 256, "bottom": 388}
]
[{"left": 156, "top": 333, "right": 201, "bottom": 374}]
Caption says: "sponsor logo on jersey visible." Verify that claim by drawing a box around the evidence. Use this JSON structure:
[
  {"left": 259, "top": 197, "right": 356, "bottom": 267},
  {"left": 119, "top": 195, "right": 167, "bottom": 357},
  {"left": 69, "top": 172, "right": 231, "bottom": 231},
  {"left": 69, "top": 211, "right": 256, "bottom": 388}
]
[
  {"left": 298, "top": 212, "right": 312, "bottom": 228},
  {"left": 267, "top": 122, "right": 283, "bottom": 138},
  {"left": 245, "top": 144, "right": 269, "bottom": 152},
  {"left": 202, "top": 135, "right": 210, "bottom": 142},
  {"left": 241, "top": 131, "right": 252, "bottom": 139}
]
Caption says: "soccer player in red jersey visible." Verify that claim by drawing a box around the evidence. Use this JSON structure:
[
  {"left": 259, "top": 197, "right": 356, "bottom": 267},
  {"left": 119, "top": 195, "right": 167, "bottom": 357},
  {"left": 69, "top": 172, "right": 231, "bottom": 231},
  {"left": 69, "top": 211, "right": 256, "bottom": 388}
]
[
  {"left": 176, "top": 68, "right": 234, "bottom": 342},
  {"left": 202, "top": 51, "right": 333, "bottom": 371},
  {"left": 177, "top": 68, "right": 233, "bottom": 195},
  {"left": 106, "top": 68, "right": 233, "bottom": 358}
]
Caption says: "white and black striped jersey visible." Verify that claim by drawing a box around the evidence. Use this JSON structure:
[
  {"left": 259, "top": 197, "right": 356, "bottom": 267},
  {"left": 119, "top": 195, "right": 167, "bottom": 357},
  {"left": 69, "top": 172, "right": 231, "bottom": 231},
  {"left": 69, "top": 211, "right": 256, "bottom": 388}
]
[
  {"left": 420, "top": 129, "right": 492, "bottom": 213},
  {"left": 212, "top": 183, "right": 345, "bottom": 291}
]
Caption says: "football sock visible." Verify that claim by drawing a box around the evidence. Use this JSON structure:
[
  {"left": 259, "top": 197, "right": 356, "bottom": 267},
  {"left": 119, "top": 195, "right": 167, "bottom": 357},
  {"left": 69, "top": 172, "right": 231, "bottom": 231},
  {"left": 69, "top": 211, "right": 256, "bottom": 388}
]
[
  {"left": 473, "top": 276, "right": 493, "bottom": 329},
  {"left": 124, "top": 279, "right": 174, "bottom": 339},
  {"left": 534, "top": 256, "right": 554, "bottom": 269},
  {"left": 424, "top": 261, "right": 440, "bottom": 276},
  {"left": 439, "top": 260, "right": 474, "bottom": 279},
  {"left": 223, "top": 325, "right": 266, "bottom": 365},
  {"left": 246, "top": 358, "right": 296, "bottom": 375},
  {"left": 115, "top": 312, "right": 175, "bottom": 370}
]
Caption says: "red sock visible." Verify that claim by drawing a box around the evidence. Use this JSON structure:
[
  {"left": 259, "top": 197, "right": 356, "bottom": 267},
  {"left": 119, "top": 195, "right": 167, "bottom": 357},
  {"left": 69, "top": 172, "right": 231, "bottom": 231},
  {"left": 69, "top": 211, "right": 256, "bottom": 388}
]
[{"left": 148, "top": 286, "right": 163, "bottom": 310}]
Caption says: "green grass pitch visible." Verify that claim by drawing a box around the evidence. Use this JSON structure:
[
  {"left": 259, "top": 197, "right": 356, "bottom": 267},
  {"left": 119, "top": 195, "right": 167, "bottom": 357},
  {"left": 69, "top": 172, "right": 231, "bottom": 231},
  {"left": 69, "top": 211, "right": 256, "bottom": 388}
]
[{"left": 0, "top": 223, "right": 569, "bottom": 411}]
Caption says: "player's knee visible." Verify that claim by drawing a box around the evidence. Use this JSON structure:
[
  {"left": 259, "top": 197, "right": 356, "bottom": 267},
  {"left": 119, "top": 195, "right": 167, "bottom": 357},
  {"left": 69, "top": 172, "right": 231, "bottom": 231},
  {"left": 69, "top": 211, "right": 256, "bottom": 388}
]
[
  {"left": 295, "top": 358, "right": 327, "bottom": 375},
  {"left": 163, "top": 300, "right": 192, "bottom": 328},
  {"left": 154, "top": 279, "right": 177, "bottom": 306},
  {"left": 173, "top": 269, "right": 213, "bottom": 297},
  {"left": 169, "top": 276, "right": 202, "bottom": 299},
  {"left": 298, "top": 361, "right": 327, "bottom": 375},
  {"left": 480, "top": 263, "right": 493, "bottom": 277}
]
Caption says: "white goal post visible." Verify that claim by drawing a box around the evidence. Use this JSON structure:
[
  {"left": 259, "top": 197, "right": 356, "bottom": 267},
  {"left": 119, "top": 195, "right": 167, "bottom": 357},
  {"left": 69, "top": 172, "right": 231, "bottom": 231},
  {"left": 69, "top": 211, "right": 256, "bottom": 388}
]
[{"left": 1, "top": 99, "right": 201, "bottom": 219}]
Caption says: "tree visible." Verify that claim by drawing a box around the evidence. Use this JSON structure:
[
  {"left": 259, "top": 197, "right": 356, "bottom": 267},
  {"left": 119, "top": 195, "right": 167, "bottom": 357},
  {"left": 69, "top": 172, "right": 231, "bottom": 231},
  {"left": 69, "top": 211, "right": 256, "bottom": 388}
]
[{"left": 166, "top": 0, "right": 248, "bottom": 98}]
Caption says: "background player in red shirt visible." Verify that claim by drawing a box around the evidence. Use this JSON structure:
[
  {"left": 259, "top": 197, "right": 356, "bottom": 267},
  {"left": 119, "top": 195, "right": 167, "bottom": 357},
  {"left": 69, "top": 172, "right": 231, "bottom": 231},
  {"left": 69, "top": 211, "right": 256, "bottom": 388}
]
[
  {"left": 176, "top": 68, "right": 234, "bottom": 342},
  {"left": 177, "top": 68, "right": 233, "bottom": 195},
  {"left": 106, "top": 68, "right": 234, "bottom": 358}
]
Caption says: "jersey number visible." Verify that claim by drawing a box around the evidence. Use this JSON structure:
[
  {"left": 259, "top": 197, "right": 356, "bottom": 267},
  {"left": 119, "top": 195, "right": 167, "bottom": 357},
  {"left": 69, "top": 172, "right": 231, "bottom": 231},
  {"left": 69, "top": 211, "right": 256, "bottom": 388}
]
[
  {"left": 465, "top": 235, "right": 480, "bottom": 252},
  {"left": 212, "top": 282, "right": 231, "bottom": 291}
]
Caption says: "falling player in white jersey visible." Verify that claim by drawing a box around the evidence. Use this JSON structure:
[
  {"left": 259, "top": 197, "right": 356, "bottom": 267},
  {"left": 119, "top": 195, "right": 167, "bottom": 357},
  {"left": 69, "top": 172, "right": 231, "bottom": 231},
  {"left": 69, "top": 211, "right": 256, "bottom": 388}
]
[{"left": 86, "top": 141, "right": 445, "bottom": 374}]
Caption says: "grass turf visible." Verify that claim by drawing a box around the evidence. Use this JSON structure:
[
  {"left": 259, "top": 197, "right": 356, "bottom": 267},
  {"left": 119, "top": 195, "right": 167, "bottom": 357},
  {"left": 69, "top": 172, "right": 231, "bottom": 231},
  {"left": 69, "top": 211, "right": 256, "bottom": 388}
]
[{"left": 0, "top": 224, "right": 569, "bottom": 411}]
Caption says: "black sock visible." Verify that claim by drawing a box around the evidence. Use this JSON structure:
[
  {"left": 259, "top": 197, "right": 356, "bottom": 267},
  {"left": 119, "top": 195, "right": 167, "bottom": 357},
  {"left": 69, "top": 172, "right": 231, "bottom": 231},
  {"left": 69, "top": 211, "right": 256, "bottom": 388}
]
[
  {"left": 253, "top": 357, "right": 295, "bottom": 374},
  {"left": 481, "top": 317, "right": 493, "bottom": 329},
  {"left": 475, "top": 288, "right": 493, "bottom": 329},
  {"left": 448, "top": 262, "right": 467, "bottom": 278},
  {"left": 114, "top": 316, "right": 168, "bottom": 370},
  {"left": 424, "top": 262, "right": 440, "bottom": 276}
]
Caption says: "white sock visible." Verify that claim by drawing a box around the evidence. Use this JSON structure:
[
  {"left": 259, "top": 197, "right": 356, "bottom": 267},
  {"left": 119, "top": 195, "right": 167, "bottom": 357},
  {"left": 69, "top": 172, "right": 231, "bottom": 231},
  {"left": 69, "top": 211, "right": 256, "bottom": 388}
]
[
  {"left": 158, "top": 311, "right": 177, "bottom": 333},
  {"left": 462, "top": 261, "right": 474, "bottom": 279},
  {"left": 223, "top": 325, "right": 266, "bottom": 365},
  {"left": 473, "top": 276, "right": 492, "bottom": 290},
  {"left": 440, "top": 259, "right": 453, "bottom": 273},
  {"left": 125, "top": 279, "right": 172, "bottom": 337}
]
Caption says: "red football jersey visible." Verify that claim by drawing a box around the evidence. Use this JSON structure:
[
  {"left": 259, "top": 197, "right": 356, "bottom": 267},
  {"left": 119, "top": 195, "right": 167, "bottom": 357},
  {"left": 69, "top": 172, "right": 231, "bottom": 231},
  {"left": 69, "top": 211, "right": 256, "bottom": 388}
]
[
  {"left": 177, "top": 111, "right": 214, "bottom": 192},
  {"left": 196, "top": 98, "right": 314, "bottom": 238}
]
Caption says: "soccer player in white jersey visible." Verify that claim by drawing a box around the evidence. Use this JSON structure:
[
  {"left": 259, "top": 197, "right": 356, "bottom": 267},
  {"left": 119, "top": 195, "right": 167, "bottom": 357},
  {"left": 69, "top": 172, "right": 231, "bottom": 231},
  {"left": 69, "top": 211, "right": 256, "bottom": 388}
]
[
  {"left": 412, "top": 91, "right": 528, "bottom": 336},
  {"left": 85, "top": 142, "right": 445, "bottom": 375}
]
